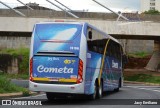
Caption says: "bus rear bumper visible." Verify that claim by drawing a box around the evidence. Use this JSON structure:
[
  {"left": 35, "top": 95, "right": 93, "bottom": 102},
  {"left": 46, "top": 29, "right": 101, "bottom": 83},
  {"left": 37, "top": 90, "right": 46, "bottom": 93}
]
[{"left": 29, "top": 81, "right": 84, "bottom": 94}]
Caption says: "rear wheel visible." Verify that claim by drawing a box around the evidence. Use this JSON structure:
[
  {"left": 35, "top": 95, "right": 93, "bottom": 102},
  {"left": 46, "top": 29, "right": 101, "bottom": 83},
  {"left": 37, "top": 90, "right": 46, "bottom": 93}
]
[
  {"left": 97, "top": 82, "right": 103, "bottom": 98},
  {"left": 89, "top": 83, "right": 97, "bottom": 100},
  {"left": 89, "top": 80, "right": 103, "bottom": 100},
  {"left": 46, "top": 92, "right": 56, "bottom": 101},
  {"left": 114, "top": 79, "right": 121, "bottom": 92}
]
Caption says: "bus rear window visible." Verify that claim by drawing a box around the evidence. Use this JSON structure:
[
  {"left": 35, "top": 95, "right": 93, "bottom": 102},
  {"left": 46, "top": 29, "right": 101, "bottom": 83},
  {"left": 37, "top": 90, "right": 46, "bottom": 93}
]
[{"left": 35, "top": 23, "right": 82, "bottom": 41}]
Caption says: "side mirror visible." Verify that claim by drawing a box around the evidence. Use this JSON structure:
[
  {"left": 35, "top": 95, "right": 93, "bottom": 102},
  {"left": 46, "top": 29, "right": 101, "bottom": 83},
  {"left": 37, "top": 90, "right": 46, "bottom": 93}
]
[{"left": 88, "top": 31, "right": 92, "bottom": 40}]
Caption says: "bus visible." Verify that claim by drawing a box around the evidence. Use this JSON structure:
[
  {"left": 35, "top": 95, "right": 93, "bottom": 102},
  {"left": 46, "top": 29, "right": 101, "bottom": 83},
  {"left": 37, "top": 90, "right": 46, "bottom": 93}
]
[{"left": 29, "top": 21, "right": 124, "bottom": 100}]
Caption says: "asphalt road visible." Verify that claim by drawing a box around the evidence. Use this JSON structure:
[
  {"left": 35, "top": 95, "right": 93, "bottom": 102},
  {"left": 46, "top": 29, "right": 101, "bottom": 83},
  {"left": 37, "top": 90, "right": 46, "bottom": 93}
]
[{"left": 2, "top": 85, "right": 158, "bottom": 108}]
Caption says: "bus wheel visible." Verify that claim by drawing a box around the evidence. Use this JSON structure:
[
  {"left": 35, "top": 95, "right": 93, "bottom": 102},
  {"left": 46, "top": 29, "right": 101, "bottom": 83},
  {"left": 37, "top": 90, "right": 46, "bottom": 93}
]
[
  {"left": 46, "top": 92, "right": 56, "bottom": 101},
  {"left": 114, "top": 79, "right": 121, "bottom": 92},
  {"left": 89, "top": 83, "right": 97, "bottom": 100},
  {"left": 97, "top": 82, "right": 103, "bottom": 98}
]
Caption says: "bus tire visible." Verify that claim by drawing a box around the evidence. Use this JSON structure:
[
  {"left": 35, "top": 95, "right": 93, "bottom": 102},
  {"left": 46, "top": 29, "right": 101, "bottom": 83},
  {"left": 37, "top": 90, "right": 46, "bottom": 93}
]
[
  {"left": 89, "top": 83, "right": 97, "bottom": 100},
  {"left": 46, "top": 92, "right": 56, "bottom": 101},
  {"left": 114, "top": 79, "right": 121, "bottom": 92},
  {"left": 97, "top": 82, "right": 103, "bottom": 98}
]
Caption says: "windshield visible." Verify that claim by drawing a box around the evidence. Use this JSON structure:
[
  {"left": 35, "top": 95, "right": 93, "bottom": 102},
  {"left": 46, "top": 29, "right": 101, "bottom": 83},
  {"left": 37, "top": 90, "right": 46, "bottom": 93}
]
[{"left": 35, "top": 23, "right": 82, "bottom": 41}]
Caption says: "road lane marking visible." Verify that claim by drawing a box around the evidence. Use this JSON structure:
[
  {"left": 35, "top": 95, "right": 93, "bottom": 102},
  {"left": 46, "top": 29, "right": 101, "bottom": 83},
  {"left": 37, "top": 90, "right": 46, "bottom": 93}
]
[
  {"left": 12, "top": 94, "right": 46, "bottom": 99},
  {"left": 124, "top": 85, "right": 160, "bottom": 88},
  {"left": 126, "top": 86, "right": 160, "bottom": 93}
]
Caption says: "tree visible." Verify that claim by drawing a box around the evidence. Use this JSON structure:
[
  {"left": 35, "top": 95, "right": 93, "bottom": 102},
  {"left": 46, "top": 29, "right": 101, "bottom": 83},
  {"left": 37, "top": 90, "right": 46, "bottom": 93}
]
[{"left": 143, "top": 10, "right": 160, "bottom": 14}]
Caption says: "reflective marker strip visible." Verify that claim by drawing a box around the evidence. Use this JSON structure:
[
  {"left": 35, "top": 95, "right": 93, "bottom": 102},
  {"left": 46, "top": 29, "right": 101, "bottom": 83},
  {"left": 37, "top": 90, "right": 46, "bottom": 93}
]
[
  {"left": 59, "top": 78, "right": 77, "bottom": 82},
  {"left": 33, "top": 77, "right": 77, "bottom": 82},
  {"left": 33, "top": 77, "right": 50, "bottom": 81}
]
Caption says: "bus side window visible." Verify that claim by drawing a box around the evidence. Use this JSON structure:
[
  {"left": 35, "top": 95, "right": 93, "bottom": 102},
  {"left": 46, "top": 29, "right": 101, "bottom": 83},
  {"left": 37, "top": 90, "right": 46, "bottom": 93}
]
[
  {"left": 114, "top": 45, "right": 117, "bottom": 59},
  {"left": 114, "top": 44, "right": 118, "bottom": 60},
  {"left": 88, "top": 40, "right": 98, "bottom": 53},
  {"left": 117, "top": 45, "right": 121, "bottom": 60},
  {"left": 106, "top": 45, "right": 110, "bottom": 56},
  {"left": 99, "top": 47, "right": 103, "bottom": 54},
  {"left": 93, "top": 46, "right": 97, "bottom": 52},
  {"left": 87, "top": 41, "right": 92, "bottom": 51},
  {"left": 107, "top": 42, "right": 112, "bottom": 56},
  {"left": 110, "top": 43, "right": 114, "bottom": 57}
]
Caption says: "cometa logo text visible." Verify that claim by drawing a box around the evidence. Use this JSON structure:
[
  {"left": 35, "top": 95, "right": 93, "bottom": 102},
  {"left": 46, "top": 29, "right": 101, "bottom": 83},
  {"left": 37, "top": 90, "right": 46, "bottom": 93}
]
[{"left": 37, "top": 65, "right": 73, "bottom": 73}]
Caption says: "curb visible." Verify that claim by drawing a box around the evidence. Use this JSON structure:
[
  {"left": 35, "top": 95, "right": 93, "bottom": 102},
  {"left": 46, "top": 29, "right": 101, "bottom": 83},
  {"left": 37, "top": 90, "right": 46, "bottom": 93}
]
[
  {"left": 124, "top": 69, "right": 149, "bottom": 72},
  {"left": 124, "top": 81, "right": 160, "bottom": 86},
  {"left": 0, "top": 92, "right": 38, "bottom": 99}
]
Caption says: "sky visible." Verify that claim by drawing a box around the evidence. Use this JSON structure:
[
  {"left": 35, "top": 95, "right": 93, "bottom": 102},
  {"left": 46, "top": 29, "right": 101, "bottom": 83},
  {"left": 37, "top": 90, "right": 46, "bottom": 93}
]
[{"left": 0, "top": 0, "right": 140, "bottom": 13}]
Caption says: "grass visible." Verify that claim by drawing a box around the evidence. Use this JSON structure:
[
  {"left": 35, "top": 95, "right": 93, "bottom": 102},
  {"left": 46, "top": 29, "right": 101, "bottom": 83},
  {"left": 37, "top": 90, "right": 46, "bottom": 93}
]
[
  {"left": 0, "top": 75, "right": 29, "bottom": 95},
  {"left": 0, "top": 48, "right": 28, "bottom": 56},
  {"left": 125, "top": 74, "right": 160, "bottom": 84},
  {"left": 0, "top": 72, "right": 29, "bottom": 80},
  {"left": 128, "top": 52, "right": 150, "bottom": 58},
  {"left": 0, "top": 48, "right": 30, "bottom": 95}
]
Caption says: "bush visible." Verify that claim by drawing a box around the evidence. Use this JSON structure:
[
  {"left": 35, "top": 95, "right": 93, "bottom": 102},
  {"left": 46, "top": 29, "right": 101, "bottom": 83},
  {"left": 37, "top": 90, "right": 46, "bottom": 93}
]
[
  {"left": 17, "top": 48, "right": 29, "bottom": 73},
  {"left": 143, "top": 10, "right": 160, "bottom": 14},
  {"left": 128, "top": 51, "right": 150, "bottom": 58},
  {"left": 22, "top": 89, "right": 30, "bottom": 96},
  {"left": 0, "top": 48, "right": 29, "bottom": 73}
]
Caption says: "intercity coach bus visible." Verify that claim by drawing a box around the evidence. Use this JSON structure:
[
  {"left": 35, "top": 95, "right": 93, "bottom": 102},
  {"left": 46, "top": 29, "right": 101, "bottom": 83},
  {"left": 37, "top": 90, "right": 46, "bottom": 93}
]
[{"left": 29, "top": 21, "right": 124, "bottom": 100}]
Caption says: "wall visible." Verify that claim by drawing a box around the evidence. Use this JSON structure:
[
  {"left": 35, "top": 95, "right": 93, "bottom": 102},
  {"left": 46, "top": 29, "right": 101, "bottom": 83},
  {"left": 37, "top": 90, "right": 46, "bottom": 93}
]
[
  {"left": 0, "top": 36, "right": 154, "bottom": 53},
  {"left": 0, "top": 9, "right": 160, "bottom": 21},
  {"left": 0, "top": 36, "right": 30, "bottom": 49},
  {"left": 125, "top": 40, "right": 154, "bottom": 53},
  {"left": 0, "top": 17, "right": 160, "bottom": 36},
  {"left": 0, "top": 9, "right": 117, "bottom": 20}
]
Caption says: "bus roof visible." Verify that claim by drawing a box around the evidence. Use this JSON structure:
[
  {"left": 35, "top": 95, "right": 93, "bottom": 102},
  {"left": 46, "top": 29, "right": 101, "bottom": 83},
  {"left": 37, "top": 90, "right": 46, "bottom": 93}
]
[
  {"left": 87, "top": 23, "right": 120, "bottom": 44},
  {"left": 36, "top": 21, "right": 84, "bottom": 25}
]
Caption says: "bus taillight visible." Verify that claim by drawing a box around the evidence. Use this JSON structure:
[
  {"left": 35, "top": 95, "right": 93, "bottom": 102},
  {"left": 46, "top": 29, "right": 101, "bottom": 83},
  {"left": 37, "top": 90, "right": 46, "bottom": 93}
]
[
  {"left": 29, "top": 57, "right": 33, "bottom": 81},
  {"left": 77, "top": 59, "right": 83, "bottom": 83}
]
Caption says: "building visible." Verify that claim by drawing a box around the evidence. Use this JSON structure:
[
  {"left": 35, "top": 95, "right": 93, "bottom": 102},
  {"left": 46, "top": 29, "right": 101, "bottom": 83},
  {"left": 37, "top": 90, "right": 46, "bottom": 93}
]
[{"left": 141, "top": 0, "right": 160, "bottom": 12}]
